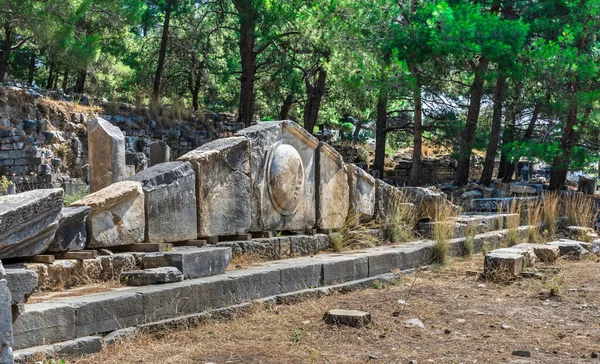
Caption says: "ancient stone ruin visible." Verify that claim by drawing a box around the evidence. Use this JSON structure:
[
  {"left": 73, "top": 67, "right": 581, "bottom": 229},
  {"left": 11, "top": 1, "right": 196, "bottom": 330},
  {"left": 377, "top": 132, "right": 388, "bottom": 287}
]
[{"left": 2, "top": 118, "right": 590, "bottom": 363}]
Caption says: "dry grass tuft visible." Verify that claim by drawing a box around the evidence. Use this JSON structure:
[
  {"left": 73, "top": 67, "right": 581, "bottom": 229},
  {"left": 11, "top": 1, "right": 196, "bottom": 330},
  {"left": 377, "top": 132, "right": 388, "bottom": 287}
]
[
  {"left": 563, "top": 193, "right": 597, "bottom": 229},
  {"left": 505, "top": 199, "right": 522, "bottom": 247},
  {"left": 542, "top": 192, "right": 560, "bottom": 238},
  {"left": 526, "top": 199, "right": 543, "bottom": 244},
  {"left": 330, "top": 211, "right": 381, "bottom": 252},
  {"left": 382, "top": 192, "right": 418, "bottom": 243},
  {"left": 431, "top": 203, "right": 458, "bottom": 265}
]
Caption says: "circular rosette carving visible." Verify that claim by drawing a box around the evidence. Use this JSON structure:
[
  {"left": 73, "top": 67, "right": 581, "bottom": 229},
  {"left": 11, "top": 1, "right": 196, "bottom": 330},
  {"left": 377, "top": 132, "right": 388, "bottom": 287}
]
[{"left": 266, "top": 143, "right": 305, "bottom": 216}]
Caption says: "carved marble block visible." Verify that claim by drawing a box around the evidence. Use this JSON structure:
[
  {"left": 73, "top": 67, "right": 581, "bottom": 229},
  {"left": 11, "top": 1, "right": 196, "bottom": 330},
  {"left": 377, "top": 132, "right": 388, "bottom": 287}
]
[
  {"left": 72, "top": 181, "right": 145, "bottom": 247},
  {"left": 316, "top": 142, "right": 349, "bottom": 229},
  {"left": 0, "top": 189, "right": 63, "bottom": 259},
  {"left": 347, "top": 163, "right": 376, "bottom": 222},
  {"left": 178, "top": 137, "right": 251, "bottom": 237},
  {"left": 236, "top": 121, "right": 318, "bottom": 232}
]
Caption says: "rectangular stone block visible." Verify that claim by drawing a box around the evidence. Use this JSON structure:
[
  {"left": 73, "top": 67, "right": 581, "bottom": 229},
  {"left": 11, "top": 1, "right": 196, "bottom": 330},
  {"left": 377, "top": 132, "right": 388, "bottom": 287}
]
[
  {"left": 235, "top": 121, "right": 318, "bottom": 231},
  {"left": 0, "top": 188, "right": 63, "bottom": 259},
  {"left": 178, "top": 137, "right": 251, "bottom": 236},
  {"left": 67, "top": 291, "right": 144, "bottom": 337},
  {"left": 278, "top": 261, "right": 322, "bottom": 293},
  {"left": 135, "top": 281, "right": 196, "bottom": 321},
  {"left": 320, "top": 256, "right": 368, "bottom": 285},
  {"left": 142, "top": 247, "right": 232, "bottom": 279},
  {"left": 227, "top": 266, "right": 282, "bottom": 301},
  {"left": 127, "top": 161, "right": 197, "bottom": 243},
  {"left": 347, "top": 163, "right": 376, "bottom": 222},
  {"left": 316, "top": 143, "right": 349, "bottom": 229},
  {"left": 71, "top": 181, "right": 145, "bottom": 248},
  {"left": 149, "top": 141, "right": 171, "bottom": 166},
  {"left": 13, "top": 302, "right": 76, "bottom": 350},
  {"left": 484, "top": 251, "right": 524, "bottom": 277},
  {"left": 4, "top": 269, "right": 38, "bottom": 305}
]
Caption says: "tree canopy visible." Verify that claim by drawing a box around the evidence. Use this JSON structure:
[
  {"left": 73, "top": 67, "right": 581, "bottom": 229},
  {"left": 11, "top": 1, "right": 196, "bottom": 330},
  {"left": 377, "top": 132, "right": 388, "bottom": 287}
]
[{"left": 1, "top": 0, "right": 600, "bottom": 188}]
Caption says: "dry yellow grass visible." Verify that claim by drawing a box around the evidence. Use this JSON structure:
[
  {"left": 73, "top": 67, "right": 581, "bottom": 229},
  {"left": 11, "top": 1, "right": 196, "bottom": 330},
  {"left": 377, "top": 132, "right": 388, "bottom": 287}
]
[{"left": 63, "top": 256, "right": 600, "bottom": 364}]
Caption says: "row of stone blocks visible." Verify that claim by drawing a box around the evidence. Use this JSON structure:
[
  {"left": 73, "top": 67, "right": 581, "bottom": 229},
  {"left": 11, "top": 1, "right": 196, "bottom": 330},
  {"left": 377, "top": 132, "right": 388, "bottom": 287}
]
[
  {"left": 9, "top": 227, "right": 521, "bottom": 357},
  {"left": 80, "top": 119, "right": 445, "bottom": 248}
]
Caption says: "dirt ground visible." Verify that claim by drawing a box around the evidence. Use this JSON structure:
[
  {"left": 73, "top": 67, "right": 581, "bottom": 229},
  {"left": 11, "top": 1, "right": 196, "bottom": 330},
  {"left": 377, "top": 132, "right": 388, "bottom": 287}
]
[{"left": 71, "top": 254, "right": 600, "bottom": 364}]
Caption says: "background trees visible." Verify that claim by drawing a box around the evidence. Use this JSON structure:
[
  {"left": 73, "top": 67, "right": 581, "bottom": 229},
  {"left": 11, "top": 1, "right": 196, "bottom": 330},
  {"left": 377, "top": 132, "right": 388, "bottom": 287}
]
[{"left": 1, "top": 0, "right": 599, "bottom": 189}]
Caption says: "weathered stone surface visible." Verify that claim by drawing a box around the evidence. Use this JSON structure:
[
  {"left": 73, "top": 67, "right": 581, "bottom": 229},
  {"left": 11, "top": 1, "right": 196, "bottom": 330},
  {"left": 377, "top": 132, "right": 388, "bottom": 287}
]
[
  {"left": 235, "top": 121, "right": 317, "bottom": 231},
  {"left": 375, "top": 180, "right": 406, "bottom": 224},
  {"left": 47, "top": 206, "right": 90, "bottom": 252},
  {"left": 0, "top": 280, "right": 14, "bottom": 364},
  {"left": 13, "top": 302, "right": 76, "bottom": 350},
  {"left": 324, "top": 309, "right": 371, "bottom": 327},
  {"left": 493, "top": 246, "right": 537, "bottom": 267},
  {"left": 71, "top": 181, "right": 145, "bottom": 248},
  {"left": 0, "top": 189, "right": 63, "bottom": 259},
  {"left": 472, "top": 197, "right": 538, "bottom": 212},
  {"left": 121, "top": 267, "right": 183, "bottom": 286},
  {"left": 513, "top": 243, "right": 560, "bottom": 262},
  {"left": 149, "top": 141, "right": 171, "bottom": 166},
  {"left": 127, "top": 161, "right": 196, "bottom": 243},
  {"left": 178, "top": 137, "right": 251, "bottom": 236},
  {"left": 347, "top": 163, "right": 376, "bottom": 222},
  {"left": 547, "top": 240, "right": 590, "bottom": 258},
  {"left": 399, "top": 186, "right": 454, "bottom": 219},
  {"left": 13, "top": 336, "right": 103, "bottom": 362},
  {"left": 88, "top": 117, "right": 126, "bottom": 192},
  {"left": 483, "top": 251, "right": 524, "bottom": 277},
  {"left": 4, "top": 269, "right": 37, "bottom": 305},
  {"left": 142, "top": 247, "right": 232, "bottom": 279},
  {"left": 316, "top": 143, "right": 349, "bottom": 229},
  {"left": 566, "top": 226, "right": 598, "bottom": 240}
]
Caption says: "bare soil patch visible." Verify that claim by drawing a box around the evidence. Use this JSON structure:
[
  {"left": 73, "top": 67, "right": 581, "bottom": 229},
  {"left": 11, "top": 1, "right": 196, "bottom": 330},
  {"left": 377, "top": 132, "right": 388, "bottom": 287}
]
[{"left": 72, "top": 255, "right": 600, "bottom": 364}]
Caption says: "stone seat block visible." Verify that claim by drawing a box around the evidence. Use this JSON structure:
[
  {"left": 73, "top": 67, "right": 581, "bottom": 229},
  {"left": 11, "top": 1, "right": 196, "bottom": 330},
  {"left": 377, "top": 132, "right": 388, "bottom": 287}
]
[{"left": 142, "top": 247, "right": 232, "bottom": 279}]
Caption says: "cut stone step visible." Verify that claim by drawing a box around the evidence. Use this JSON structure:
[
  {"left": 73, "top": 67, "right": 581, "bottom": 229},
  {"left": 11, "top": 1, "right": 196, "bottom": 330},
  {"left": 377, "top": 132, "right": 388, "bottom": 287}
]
[
  {"left": 121, "top": 267, "right": 183, "bottom": 286},
  {"left": 142, "top": 247, "right": 232, "bottom": 279}
]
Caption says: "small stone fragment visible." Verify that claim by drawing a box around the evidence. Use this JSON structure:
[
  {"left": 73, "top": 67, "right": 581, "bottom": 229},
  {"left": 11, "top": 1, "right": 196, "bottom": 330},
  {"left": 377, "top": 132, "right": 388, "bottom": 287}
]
[
  {"left": 120, "top": 267, "right": 184, "bottom": 286},
  {"left": 512, "top": 350, "right": 532, "bottom": 357},
  {"left": 323, "top": 309, "right": 372, "bottom": 328},
  {"left": 405, "top": 318, "right": 425, "bottom": 328}
]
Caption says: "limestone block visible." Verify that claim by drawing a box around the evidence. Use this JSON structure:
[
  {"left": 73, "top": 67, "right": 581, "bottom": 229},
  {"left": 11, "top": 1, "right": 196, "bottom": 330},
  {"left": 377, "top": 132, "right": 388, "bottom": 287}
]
[
  {"left": 513, "top": 243, "right": 560, "bottom": 262},
  {"left": 484, "top": 251, "right": 524, "bottom": 277},
  {"left": 0, "top": 280, "right": 13, "bottom": 364},
  {"left": 347, "top": 163, "right": 376, "bottom": 222},
  {"left": 88, "top": 117, "right": 126, "bottom": 192},
  {"left": 493, "top": 247, "right": 537, "bottom": 267},
  {"left": 235, "top": 121, "right": 318, "bottom": 231},
  {"left": 121, "top": 267, "right": 183, "bottom": 286},
  {"left": 142, "top": 247, "right": 232, "bottom": 279},
  {"left": 316, "top": 143, "right": 349, "bottom": 229},
  {"left": 399, "top": 186, "right": 458, "bottom": 219},
  {"left": 0, "top": 189, "right": 63, "bottom": 259},
  {"left": 375, "top": 180, "right": 406, "bottom": 224},
  {"left": 178, "top": 137, "right": 251, "bottom": 236},
  {"left": 149, "top": 141, "right": 171, "bottom": 166},
  {"left": 47, "top": 206, "right": 91, "bottom": 252},
  {"left": 12, "top": 302, "right": 76, "bottom": 350},
  {"left": 547, "top": 240, "right": 590, "bottom": 259},
  {"left": 71, "top": 181, "right": 145, "bottom": 248},
  {"left": 4, "top": 269, "right": 38, "bottom": 305},
  {"left": 127, "top": 161, "right": 196, "bottom": 243}
]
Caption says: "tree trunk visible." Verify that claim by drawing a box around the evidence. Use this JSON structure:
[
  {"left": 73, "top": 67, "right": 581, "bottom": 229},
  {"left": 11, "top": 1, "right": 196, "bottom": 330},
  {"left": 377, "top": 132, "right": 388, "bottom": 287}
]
[
  {"left": 409, "top": 74, "right": 422, "bottom": 186},
  {"left": 74, "top": 69, "right": 86, "bottom": 93},
  {"left": 152, "top": 1, "right": 172, "bottom": 103},
  {"left": 234, "top": 0, "right": 257, "bottom": 127},
  {"left": 27, "top": 52, "right": 36, "bottom": 86},
  {"left": 303, "top": 67, "right": 327, "bottom": 134},
  {"left": 374, "top": 92, "right": 388, "bottom": 179},
  {"left": 0, "top": 21, "right": 12, "bottom": 83},
  {"left": 46, "top": 62, "right": 55, "bottom": 90},
  {"left": 480, "top": 73, "right": 506, "bottom": 185},
  {"left": 456, "top": 59, "right": 489, "bottom": 185},
  {"left": 549, "top": 101, "right": 578, "bottom": 190},
  {"left": 279, "top": 93, "right": 294, "bottom": 120},
  {"left": 61, "top": 70, "right": 69, "bottom": 91}
]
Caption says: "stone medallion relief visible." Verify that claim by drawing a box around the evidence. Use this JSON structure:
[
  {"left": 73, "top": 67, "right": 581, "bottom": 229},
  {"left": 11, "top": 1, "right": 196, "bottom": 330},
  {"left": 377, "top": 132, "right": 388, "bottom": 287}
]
[{"left": 266, "top": 141, "right": 305, "bottom": 216}]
